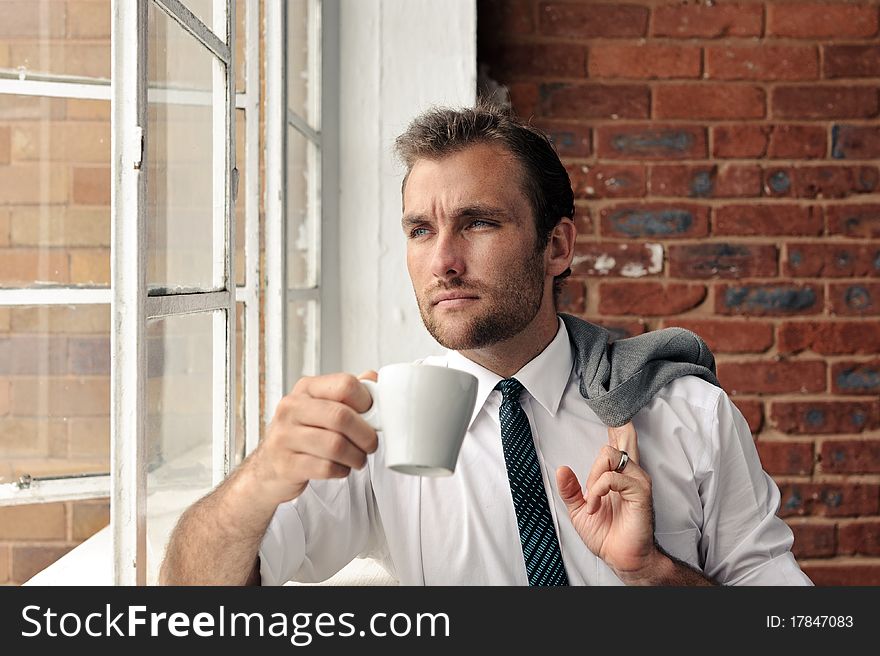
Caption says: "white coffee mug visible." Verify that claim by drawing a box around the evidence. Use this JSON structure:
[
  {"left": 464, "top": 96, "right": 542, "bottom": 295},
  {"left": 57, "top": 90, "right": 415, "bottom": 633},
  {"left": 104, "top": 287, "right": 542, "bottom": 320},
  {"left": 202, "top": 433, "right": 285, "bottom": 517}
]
[{"left": 360, "top": 363, "right": 479, "bottom": 476}]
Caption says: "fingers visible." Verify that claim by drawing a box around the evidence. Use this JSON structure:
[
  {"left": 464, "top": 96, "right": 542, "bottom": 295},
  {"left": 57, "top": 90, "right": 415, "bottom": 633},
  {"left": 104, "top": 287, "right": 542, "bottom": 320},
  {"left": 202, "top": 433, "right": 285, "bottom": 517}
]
[
  {"left": 287, "top": 395, "right": 378, "bottom": 454},
  {"left": 585, "top": 444, "right": 641, "bottom": 493},
  {"left": 358, "top": 369, "right": 379, "bottom": 382},
  {"left": 584, "top": 470, "right": 650, "bottom": 515},
  {"left": 607, "top": 421, "right": 640, "bottom": 465},
  {"left": 286, "top": 426, "right": 370, "bottom": 471},
  {"left": 556, "top": 466, "right": 586, "bottom": 514},
  {"left": 293, "top": 372, "right": 374, "bottom": 414}
]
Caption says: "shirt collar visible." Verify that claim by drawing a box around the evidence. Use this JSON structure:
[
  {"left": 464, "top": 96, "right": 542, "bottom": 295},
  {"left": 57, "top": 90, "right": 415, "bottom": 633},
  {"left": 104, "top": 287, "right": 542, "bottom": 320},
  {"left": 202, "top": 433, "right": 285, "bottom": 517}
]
[{"left": 446, "top": 316, "right": 574, "bottom": 430}]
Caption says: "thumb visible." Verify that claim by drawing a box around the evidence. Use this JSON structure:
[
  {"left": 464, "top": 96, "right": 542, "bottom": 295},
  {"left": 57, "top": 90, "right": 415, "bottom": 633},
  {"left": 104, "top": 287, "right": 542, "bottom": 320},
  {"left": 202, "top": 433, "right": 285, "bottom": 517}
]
[
  {"left": 556, "top": 466, "right": 586, "bottom": 515},
  {"left": 357, "top": 369, "right": 379, "bottom": 382}
]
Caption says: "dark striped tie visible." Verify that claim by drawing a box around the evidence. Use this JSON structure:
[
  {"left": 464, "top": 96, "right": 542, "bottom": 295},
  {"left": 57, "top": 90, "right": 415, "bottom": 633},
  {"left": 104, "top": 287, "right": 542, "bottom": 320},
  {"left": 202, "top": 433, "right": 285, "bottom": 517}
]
[{"left": 495, "top": 378, "right": 569, "bottom": 586}]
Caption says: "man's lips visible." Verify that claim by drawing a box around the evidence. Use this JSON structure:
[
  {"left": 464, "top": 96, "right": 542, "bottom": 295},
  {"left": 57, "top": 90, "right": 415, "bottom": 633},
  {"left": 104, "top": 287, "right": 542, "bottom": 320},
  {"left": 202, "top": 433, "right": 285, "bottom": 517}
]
[{"left": 431, "top": 293, "right": 479, "bottom": 307}]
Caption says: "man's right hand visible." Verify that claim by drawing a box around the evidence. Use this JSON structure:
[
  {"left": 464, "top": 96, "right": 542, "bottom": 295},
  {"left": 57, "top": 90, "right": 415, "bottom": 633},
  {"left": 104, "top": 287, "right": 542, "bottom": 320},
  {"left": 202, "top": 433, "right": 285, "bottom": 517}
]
[{"left": 247, "top": 372, "right": 380, "bottom": 508}]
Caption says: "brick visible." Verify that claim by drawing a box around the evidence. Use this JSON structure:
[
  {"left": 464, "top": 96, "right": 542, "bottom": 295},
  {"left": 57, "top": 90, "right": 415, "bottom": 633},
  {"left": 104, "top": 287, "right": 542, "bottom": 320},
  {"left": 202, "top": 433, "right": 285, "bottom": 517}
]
[
  {"left": 756, "top": 441, "right": 815, "bottom": 476},
  {"left": 655, "top": 84, "right": 765, "bottom": 120},
  {"left": 600, "top": 204, "right": 708, "bottom": 239},
  {"left": 10, "top": 457, "right": 108, "bottom": 479},
  {"left": 803, "top": 563, "right": 880, "bottom": 586},
  {"left": 821, "top": 439, "right": 880, "bottom": 474},
  {"left": 533, "top": 121, "right": 591, "bottom": 158},
  {"left": 0, "top": 336, "right": 67, "bottom": 375},
  {"left": 669, "top": 244, "right": 778, "bottom": 279},
  {"left": 540, "top": 3, "right": 648, "bottom": 38},
  {"left": 778, "top": 321, "right": 880, "bottom": 355},
  {"left": 785, "top": 242, "right": 880, "bottom": 278},
  {"left": 827, "top": 204, "right": 880, "bottom": 238},
  {"left": 588, "top": 44, "right": 700, "bottom": 79},
  {"left": 778, "top": 483, "right": 879, "bottom": 517},
  {"left": 72, "top": 500, "right": 110, "bottom": 541},
  {"left": 768, "top": 3, "right": 879, "bottom": 38},
  {"left": 65, "top": 99, "right": 111, "bottom": 121},
  {"left": 717, "top": 283, "right": 823, "bottom": 316},
  {"left": 67, "top": 0, "right": 111, "bottom": 38},
  {"left": 663, "top": 319, "right": 774, "bottom": 354},
  {"left": 68, "top": 417, "right": 110, "bottom": 457},
  {"left": 11, "top": 207, "right": 110, "bottom": 248},
  {"left": 794, "top": 165, "right": 879, "bottom": 199},
  {"left": 72, "top": 167, "right": 110, "bottom": 205},
  {"left": 69, "top": 248, "right": 110, "bottom": 285},
  {"left": 11, "top": 121, "right": 109, "bottom": 163},
  {"left": 11, "top": 305, "right": 109, "bottom": 334},
  {"left": 829, "top": 282, "right": 880, "bottom": 316},
  {"left": 772, "top": 401, "right": 879, "bottom": 435},
  {"left": 763, "top": 167, "right": 794, "bottom": 197},
  {"left": 714, "top": 205, "right": 822, "bottom": 237},
  {"left": 731, "top": 399, "right": 764, "bottom": 433},
  {"left": 567, "top": 163, "right": 646, "bottom": 199},
  {"left": 0, "top": 126, "right": 9, "bottom": 164},
  {"left": 768, "top": 125, "right": 827, "bottom": 159},
  {"left": 539, "top": 83, "right": 650, "bottom": 120},
  {"left": 0, "top": 1, "right": 66, "bottom": 37},
  {"left": 485, "top": 43, "right": 587, "bottom": 79},
  {"left": 717, "top": 361, "right": 826, "bottom": 394},
  {"left": 0, "top": 545, "right": 7, "bottom": 582},
  {"left": 832, "top": 361, "right": 880, "bottom": 395},
  {"left": 0, "top": 503, "right": 66, "bottom": 540},
  {"left": 558, "top": 278, "right": 586, "bottom": 315},
  {"left": 0, "top": 249, "right": 69, "bottom": 285},
  {"left": 0, "top": 208, "right": 8, "bottom": 246},
  {"left": 832, "top": 125, "right": 880, "bottom": 160},
  {"left": 0, "top": 164, "right": 68, "bottom": 204},
  {"left": 712, "top": 125, "right": 769, "bottom": 159},
  {"left": 571, "top": 242, "right": 662, "bottom": 278},
  {"left": 0, "top": 379, "right": 8, "bottom": 416},
  {"left": 68, "top": 337, "right": 110, "bottom": 375},
  {"left": 825, "top": 45, "right": 880, "bottom": 78},
  {"left": 706, "top": 46, "right": 818, "bottom": 81},
  {"left": 598, "top": 282, "right": 706, "bottom": 316},
  {"left": 788, "top": 520, "right": 836, "bottom": 558},
  {"left": 772, "top": 86, "right": 879, "bottom": 119},
  {"left": 586, "top": 319, "right": 647, "bottom": 342},
  {"left": 838, "top": 520, "right": 880, "bottom": 556},
  {"left": 0, "top": 307, "right": 9, "bottom": 332},
  {"left": 650, "top": 164, "right": 762, "bottom": 198},
  {"left": 10, "top": 43, "right": 110, "bottom": 79},
  {"left": 0, "top": 418, "right": 67, "bottom": 457},
  {"left": 11, "top": 545, "right": 74, "bottom": 584},
  {"left": 478, "top": 0, "right": 533, "bottom": 37},
  {"left": 508, "top": 82, "right": 539, "bottom": 121},
  {"left": 573, "top": 203, "right": 592, "bottom": 235},
  {"left": 0, "top": 95, "right": 65, "bottom": 121},
  {"left": 10, "top": 377, "right": 110, "bottom": 416},
  {"left": 652, "top": 3, "right": 762, "bottom": 38},
  {"left": 596, "top": 124, "right": 706, "bottom": 160}
]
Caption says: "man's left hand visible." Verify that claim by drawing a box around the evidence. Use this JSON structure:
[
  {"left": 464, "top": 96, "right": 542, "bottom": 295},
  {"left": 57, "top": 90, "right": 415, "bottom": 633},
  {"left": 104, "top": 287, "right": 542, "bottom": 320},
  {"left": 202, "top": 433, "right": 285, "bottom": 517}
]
[{"left": 556, "top": 422, "right": 664, "bottom": 584}]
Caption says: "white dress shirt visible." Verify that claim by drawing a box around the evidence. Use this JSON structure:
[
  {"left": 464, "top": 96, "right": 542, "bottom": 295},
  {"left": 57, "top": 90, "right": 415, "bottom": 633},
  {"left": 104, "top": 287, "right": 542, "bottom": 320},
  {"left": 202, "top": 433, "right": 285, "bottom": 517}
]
[{"left": 259, "top": 318, "right": 813, "bottom": 585}]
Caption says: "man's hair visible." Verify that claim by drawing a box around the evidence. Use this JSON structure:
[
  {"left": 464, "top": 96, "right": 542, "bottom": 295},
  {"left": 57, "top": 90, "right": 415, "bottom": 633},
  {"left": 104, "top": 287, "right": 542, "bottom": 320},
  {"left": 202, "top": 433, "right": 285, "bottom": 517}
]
[{"left": 394, "top": 101, "right": 575, "bottom": 304}]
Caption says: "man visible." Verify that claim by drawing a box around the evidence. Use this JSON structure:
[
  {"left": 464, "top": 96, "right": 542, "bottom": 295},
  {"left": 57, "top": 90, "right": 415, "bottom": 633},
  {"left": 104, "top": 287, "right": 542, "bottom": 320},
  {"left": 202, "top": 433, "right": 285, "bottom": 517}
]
[{"left": 159, "top": 104, "right": 812, "bottom": 586}]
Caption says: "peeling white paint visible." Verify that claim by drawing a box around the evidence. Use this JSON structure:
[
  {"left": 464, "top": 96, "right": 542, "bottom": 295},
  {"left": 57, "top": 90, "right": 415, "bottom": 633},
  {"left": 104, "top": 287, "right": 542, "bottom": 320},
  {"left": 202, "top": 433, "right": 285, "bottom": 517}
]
[
  {"left": 620, "top": 262, "right": 647, "bottom": 277},
  {"left": 646, "top": 243, "right": 663, "bottom": 274},
  {"left": 593, "top": 254, "right": 616, "bottom": 275}
]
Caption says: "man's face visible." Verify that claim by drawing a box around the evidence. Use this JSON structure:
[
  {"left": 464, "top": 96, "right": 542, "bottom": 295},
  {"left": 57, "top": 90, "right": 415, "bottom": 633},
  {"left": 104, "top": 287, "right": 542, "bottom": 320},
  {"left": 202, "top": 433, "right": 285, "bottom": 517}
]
[{"left": 402, "top": 142, "right": 548, "bottom": 351}]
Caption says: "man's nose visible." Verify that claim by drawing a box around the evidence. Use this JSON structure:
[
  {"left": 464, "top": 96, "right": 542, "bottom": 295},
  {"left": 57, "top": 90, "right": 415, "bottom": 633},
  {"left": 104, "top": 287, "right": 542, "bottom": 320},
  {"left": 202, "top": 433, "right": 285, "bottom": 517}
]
[{"left": 430, "top": 229, "right": 466, "bottom": 280}]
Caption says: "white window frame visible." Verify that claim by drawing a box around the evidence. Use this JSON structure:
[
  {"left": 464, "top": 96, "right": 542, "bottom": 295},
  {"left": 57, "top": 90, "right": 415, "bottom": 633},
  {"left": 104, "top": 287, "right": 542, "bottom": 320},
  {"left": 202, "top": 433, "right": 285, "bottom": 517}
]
[
  {"left": 111, "top": 0, "right": 236, "bottom": 585},
  {"left": 265, "top": 0, "right": 339, "bottom": 419}
]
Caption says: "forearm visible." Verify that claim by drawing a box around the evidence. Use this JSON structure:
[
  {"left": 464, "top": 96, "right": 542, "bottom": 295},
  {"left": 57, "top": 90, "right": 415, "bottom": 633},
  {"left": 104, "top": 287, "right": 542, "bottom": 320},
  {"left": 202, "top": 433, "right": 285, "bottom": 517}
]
[
  {"left": 158, "top": 464, "right": 278, "bottom": 585},
  {"left": 618, "top": 546, "right": 718, "bottom": 586}
]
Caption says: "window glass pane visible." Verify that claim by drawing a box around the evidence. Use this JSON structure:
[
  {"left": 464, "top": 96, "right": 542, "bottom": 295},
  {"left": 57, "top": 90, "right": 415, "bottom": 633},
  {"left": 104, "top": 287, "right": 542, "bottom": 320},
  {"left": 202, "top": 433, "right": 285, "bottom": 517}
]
[
  {"left": 147, "top": 1, "right": 218, "bottom": 293},
  {"left": 286, "top": 0, "right": 319, "bottom": 130},
  {"left": 0, "top": 305, "right": 110, "bottom": 485},
  {"left": 178, "top": 0, "right": 213, "bottom": 37},
  {"left": 0, "top": 95, "right": 110, "bottom": 288},
  {"left": 235, "top": 0, "right": 246, "bottom": 93},
  {"left": 146, "top": 311, "right": 215, "bottom": 583},
  {"left": 234, "top": 302, "right": 244, "bottom": 466},
  {"left": 235, "top": 107, "right": 245, "bottom": 286},
  {"left": 286, "top": 299, "right": 317, "bottom": 392},
  {"left": 286, "top": 125, "right": 318, "bottom": 289},
  {"left": 0, "top": 0, "right": 110, "bottom": 81}
]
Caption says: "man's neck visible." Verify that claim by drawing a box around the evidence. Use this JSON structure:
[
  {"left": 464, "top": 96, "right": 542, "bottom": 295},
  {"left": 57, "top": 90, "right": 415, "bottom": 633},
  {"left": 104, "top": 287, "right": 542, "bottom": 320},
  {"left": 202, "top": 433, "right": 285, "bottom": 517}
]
[{"left": 457, "top": 310, "right": 560, "bottom": 378}]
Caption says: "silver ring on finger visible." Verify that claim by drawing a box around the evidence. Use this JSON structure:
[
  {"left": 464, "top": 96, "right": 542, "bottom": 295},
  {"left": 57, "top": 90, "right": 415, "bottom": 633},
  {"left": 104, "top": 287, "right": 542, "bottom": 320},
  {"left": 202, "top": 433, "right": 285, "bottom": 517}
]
[{"left": 614, "top": 450, "right": 629, "bottom": 473}]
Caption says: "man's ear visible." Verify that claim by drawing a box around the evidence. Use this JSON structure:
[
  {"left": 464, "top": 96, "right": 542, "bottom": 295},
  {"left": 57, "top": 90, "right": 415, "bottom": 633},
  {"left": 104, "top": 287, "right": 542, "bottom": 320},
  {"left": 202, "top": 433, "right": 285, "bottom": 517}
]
[{"left": 546, "top": 218, "right": 576, "bottom": 277}]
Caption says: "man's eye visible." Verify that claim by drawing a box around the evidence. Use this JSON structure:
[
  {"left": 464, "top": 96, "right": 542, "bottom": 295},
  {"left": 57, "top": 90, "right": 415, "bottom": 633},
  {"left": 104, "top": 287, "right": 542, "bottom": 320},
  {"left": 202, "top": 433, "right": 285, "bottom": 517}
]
[
  {"left": 410, "top": 227, "right": 430, "bottom": 238},
  {"left": 468, "top": 220, "right": 493, "bottom": 229}
]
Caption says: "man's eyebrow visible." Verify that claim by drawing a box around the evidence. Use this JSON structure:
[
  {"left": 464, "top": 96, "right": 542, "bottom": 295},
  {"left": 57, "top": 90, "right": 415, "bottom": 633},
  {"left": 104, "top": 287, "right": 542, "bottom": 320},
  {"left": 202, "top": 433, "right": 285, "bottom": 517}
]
[{"left": 401, "top": 205, "right": 507, "bottom": 229}]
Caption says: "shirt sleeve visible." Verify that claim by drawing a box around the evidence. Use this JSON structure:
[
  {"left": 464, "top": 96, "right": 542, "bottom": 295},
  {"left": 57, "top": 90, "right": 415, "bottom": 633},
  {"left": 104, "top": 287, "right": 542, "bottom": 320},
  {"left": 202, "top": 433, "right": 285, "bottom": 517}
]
[
  {"left": 258, "top": 461, "right": 388, "bottom": 585},
  {"left": 697, "top": 391, "right": 814, "bottom": 586}
]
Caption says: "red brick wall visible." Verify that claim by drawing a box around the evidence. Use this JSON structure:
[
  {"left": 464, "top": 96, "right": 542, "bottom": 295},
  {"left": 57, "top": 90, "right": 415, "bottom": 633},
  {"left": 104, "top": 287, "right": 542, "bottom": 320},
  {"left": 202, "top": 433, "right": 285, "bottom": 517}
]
[{"left": 479, "top": 0, "right": 880, "bottom": 585}]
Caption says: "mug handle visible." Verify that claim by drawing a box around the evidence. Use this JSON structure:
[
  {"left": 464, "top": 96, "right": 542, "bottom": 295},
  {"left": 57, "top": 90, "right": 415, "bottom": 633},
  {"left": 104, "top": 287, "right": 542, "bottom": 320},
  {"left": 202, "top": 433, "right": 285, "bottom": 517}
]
[{"left": 359, "top": 379, "right": 381, "bottom": 431}]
